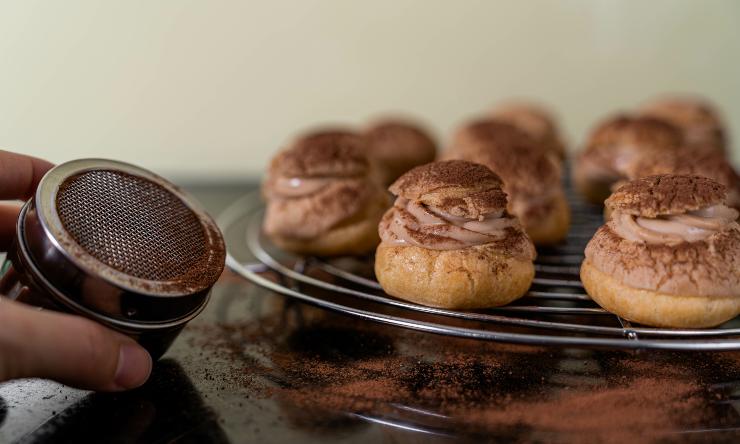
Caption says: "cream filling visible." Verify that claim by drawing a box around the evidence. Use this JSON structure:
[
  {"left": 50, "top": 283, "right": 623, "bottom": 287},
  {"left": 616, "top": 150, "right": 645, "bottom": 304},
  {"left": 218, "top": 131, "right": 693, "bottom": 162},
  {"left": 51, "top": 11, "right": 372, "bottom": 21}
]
[
  {"left": 611, "top": 204, "right": 739, "bottom": 245},
  {"left": 381, "top": 198, "right": 517, "bottom": 250},
  {"left": 272, "top": 177, "right": 331, "bottom": 197}
]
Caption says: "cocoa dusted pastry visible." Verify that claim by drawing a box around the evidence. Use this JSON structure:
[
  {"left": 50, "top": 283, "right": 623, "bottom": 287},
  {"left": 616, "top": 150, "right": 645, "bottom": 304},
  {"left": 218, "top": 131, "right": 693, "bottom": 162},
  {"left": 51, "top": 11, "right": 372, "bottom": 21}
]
[
  {"left": 363, "top": 118, "right": 437, "bottom": 185},
  {"left": 262, "top": 130, "right": 390, "bottom": 256},
  {"left": 442, "top": 120, "right": 570, "bottom": 245},
  {"left": 639, "top": 96, "right": 726, "bottom": 153},
  {"left": 573, "top": 114, "right": 683, "bottom": 205},
  {"left": 581, "top": 175, "right": 740, "bottom": 328},
  {"left": 444, "top": 119, "right": 535, "bottom": 160},
  {"left": 375, "top": 160, "right": 536, "bottom": 309},
  {"left": 621, "top": 148, "right": 740, "bottom": 213},
  {"left": 490, "top": 101, "right": 566, "bottom": 160}
]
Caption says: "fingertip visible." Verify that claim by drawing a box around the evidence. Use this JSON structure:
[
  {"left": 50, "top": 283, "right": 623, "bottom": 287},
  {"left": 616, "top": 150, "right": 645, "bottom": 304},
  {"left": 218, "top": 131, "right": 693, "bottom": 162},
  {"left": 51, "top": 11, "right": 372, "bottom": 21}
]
[
  {"left": 0, "top": 300, "right": 154, "bottom": 392},
  {"left": 112, "top": 342, "right": 153, "bottom": 391}
]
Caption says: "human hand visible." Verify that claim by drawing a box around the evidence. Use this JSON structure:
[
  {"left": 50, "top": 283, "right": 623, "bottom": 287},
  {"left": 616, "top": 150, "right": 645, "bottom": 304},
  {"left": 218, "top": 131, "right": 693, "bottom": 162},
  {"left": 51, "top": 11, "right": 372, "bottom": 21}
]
[{"left": 0, "top": 151, "right": 152, "bottom": 391}]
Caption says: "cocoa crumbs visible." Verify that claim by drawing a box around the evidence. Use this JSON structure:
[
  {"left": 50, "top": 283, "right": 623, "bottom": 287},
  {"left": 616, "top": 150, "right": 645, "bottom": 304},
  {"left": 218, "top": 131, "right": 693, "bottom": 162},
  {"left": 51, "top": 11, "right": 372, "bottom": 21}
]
[{"left": 189, "top": 299, "right": 740, "bottom": 442}]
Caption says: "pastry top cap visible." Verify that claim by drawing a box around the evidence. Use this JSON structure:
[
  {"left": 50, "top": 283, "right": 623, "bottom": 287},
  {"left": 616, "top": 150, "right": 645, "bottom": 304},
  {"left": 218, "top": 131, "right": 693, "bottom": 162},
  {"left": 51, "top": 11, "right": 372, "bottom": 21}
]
[
  {"left": 492, "top": 100, "right": 555, "bottom": 119},
  {"left": 490, "top": 101, "right": 565, "bottom": 158},
  {"left": 389, "top": 160, "right": 508, "bottom": 218},
  {"left": 639, "top": 96, "right": 723, "bottom": 130},
  {"left": 270, "top": 129, "right": 369, "bottom": 178},
  {"left": 587, "top": 114, "right": 683, "bottom": 152},
  {"left": 624, "top": 147, "right": 739, "bottom": 188},
  {"left": 452, "top": 118, "right": 534, "bottom": 150},
  {"left": 490, "top": 101, "right": 557, "bottom": 137},
  {"left": 605, "top": 174, "right": 727, "bottom": 217},
  {"left": 363, "top": 118, "right": 437, "bottom": 181},
  {"left": 365, "top": 118, "right": 436, "bottom": 153}
]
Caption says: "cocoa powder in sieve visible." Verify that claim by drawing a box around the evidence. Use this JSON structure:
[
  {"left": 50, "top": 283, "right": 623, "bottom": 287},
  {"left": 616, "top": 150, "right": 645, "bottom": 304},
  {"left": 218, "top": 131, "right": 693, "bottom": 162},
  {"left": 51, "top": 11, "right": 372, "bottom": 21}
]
[{"left": 54, "top": 169, "right": 225, "bottom": 292}]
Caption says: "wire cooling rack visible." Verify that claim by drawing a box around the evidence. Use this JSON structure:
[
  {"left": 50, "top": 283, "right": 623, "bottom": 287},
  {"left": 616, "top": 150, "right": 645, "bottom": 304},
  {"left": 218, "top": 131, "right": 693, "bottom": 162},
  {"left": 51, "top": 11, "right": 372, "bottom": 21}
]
[{"left": 219, "top": 185, "right": 740, "bottom": 351}]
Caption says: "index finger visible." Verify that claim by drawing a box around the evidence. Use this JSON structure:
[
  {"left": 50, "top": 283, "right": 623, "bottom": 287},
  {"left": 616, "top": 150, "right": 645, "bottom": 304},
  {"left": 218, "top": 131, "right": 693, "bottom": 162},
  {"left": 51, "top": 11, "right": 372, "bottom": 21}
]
[{"left": 0, "top": 150, "right": 55, "bottom": 200}]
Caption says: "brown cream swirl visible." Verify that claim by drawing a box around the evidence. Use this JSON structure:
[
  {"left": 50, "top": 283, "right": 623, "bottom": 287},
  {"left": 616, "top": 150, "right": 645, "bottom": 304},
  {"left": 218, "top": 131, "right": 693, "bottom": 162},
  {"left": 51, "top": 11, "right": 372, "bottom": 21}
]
[
  {"left": 380, "top": 197, "right": 518, "bottom": 250},
  {"left": 264, "top": 175, "right": 377, "bottom": 241},
  {"left": 610, "top": 204, "right": 739, "bottom": 245}
]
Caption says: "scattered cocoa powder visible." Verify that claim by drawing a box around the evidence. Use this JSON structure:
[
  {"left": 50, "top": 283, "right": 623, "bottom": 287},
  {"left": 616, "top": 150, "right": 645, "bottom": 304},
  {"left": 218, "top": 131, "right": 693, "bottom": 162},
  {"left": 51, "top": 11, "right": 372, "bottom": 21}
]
[{"left": 190, "top": 300, "right": 740, "bottom": 442}]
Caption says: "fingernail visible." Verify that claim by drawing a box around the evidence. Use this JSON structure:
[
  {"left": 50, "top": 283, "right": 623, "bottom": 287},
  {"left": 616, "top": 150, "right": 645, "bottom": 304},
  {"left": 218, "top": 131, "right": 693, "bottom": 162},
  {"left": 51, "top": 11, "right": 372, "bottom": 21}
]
[{"left": 114, "top": 343, "right": 152, "bottom": 390}]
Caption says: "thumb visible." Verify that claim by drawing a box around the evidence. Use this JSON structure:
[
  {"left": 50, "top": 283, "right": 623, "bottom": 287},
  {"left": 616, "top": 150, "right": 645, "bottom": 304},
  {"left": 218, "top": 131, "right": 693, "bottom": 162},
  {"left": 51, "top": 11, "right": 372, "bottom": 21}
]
[{"left": 0, "top": 297, "right": 152, "bottom": 391}]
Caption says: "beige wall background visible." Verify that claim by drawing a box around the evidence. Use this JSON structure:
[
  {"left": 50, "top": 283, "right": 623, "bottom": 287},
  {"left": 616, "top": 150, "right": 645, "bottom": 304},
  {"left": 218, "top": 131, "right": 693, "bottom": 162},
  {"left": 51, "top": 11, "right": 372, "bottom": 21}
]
[{"left": 1, "top": 0, "right": 738, "bottom": 181}]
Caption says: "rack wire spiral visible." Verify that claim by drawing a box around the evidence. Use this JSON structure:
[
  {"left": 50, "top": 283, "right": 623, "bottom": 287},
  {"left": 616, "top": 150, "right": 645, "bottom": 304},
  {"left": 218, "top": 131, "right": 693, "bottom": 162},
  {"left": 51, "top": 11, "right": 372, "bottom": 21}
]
[{"left": 219, "top": 185, "right": 740, "bottom": 351}]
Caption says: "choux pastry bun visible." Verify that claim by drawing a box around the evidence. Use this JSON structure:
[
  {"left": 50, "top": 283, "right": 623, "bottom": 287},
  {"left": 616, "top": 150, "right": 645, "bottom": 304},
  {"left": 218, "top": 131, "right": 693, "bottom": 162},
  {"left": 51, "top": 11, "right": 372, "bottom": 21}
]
[
  {"left": 581, "top": 174, "right": 740, "bottom": 328},
  {"left": 263, "top": 129, "right": 390, "bottom": 256},
  {"left": 375, "top": 160, "right": 536, "bottom": 309}
]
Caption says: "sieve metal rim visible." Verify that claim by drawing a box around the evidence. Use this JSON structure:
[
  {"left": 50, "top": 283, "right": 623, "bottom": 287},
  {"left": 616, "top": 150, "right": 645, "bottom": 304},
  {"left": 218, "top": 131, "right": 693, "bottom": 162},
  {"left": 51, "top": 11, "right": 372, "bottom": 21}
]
[
  {"left": 14, "top": 200, "right": 212, "bottom": 329},
  {"left": 32, "top": 158, "right": 225, "bottom": 297}
]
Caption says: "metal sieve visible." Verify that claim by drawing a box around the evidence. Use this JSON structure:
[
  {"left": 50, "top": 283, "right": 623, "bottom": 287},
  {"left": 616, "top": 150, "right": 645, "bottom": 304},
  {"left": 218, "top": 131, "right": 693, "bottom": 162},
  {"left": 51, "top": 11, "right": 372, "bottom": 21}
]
[{"left": 0, "top": 159, "right": 226, "bottom": 358}]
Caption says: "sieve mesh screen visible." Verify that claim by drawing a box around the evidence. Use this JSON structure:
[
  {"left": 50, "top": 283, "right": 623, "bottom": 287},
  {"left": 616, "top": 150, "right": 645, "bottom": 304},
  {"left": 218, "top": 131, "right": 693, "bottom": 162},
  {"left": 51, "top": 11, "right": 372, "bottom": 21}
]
[{"left": 56, "top": 170, "right": 208, "bottom": 282}]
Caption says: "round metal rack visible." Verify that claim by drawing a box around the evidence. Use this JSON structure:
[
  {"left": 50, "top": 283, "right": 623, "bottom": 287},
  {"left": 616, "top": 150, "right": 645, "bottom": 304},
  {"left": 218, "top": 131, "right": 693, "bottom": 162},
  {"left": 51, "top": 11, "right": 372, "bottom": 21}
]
[{"left": 219, "top": 189, "right": 740, "bottom": 351}]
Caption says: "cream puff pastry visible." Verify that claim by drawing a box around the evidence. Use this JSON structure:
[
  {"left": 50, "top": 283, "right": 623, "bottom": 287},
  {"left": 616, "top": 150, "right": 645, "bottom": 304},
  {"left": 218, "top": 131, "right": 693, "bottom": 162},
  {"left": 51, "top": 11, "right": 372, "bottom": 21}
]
[
  {"left": 263, "top": 130, "right": 390, "bottom": 256},
  {"left": 581, "top": 174, "right": 740, "bottom": 328},
  {"left": 639, "top": 96, "right": 726, "bottom": 153},
  {"left": 490, "top": 101, "right": 566, "bottom": 160},
  {"left": 573, "top": 115, "right": 683, "bottom": 205},
  {"left": 442, "top": 120, "right": 570, "bottom": 245},
  {"left": 375, "top": 160, "right": 536, "bottom": 309},
  {"left": 364, "top": 118, "right": 437, "bottom": 185}
]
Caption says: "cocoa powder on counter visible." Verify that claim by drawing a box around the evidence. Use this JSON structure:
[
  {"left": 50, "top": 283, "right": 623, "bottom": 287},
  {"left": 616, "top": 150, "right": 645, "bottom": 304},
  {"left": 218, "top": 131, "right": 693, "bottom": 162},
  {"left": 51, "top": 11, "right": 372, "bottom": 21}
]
[{"left": 190, "top": 302, "right": 740, "bottom": 441}]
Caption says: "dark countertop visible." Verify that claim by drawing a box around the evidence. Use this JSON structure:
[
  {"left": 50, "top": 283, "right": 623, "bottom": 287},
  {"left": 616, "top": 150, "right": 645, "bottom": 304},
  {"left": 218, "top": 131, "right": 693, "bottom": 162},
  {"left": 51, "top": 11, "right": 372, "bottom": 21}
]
[{"left": 2, "top": 184, "right": 740, "bottom": 443}]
